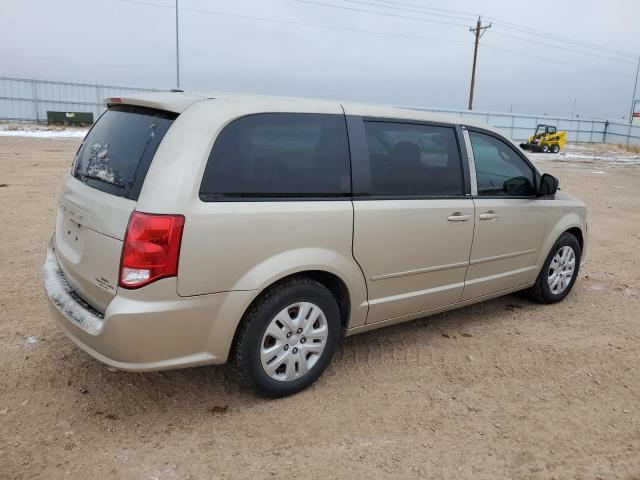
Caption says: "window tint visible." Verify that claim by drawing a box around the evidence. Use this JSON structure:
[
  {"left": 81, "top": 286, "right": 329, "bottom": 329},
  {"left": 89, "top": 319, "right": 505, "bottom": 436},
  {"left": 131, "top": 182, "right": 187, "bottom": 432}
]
[
  {"left": 469, "top": 131, "right": 535, "bottom": 197},
  {"left": 72, "top": 105, "right": 177, "bottom": 200},
  {"left": 200, "top": 113, "right": 351, "bottom": 199},
  {"left": 363, "top": 121, "right": 463, "bottom": 197}
]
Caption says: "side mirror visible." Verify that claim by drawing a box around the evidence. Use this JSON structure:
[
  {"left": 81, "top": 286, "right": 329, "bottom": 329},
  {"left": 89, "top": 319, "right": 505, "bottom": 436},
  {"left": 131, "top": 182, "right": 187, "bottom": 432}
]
[{"left": 538, "top": 173, "right": 559, "bottom": 196}]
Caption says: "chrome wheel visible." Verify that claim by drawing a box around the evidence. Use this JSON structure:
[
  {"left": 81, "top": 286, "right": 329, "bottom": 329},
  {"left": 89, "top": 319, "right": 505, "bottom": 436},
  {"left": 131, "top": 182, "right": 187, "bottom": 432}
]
[
  {"left": 260, "top": 302, "right": 329, "bottom": 382},
  {"left": 547, "top": 246, "right": 576, "bottom": 295}
]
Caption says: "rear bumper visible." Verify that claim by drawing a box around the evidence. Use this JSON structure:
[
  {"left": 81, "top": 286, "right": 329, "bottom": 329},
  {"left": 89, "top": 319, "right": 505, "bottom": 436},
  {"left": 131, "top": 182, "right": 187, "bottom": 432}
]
[{"left": 43, "top": 238, "right": 257, "bottom": 371}]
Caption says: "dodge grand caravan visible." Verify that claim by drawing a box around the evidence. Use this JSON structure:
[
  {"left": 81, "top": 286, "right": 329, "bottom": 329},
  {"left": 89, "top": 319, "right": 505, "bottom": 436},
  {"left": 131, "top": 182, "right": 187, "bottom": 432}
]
[{"left": 44, "top": 92, "right": 587, "bottom": 397}]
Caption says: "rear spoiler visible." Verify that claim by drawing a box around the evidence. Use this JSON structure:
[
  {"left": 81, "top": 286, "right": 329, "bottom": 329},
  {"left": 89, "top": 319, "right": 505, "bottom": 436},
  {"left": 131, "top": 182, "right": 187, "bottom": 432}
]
[{"left": 104, "top": 91, "right": 209, "bottom": 114}]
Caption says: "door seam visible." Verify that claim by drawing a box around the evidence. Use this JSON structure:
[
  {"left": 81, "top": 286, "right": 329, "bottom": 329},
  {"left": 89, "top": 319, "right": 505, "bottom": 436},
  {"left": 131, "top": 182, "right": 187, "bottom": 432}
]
[{"left": 460, "top": 197, "right": 477, "bottom": 301}]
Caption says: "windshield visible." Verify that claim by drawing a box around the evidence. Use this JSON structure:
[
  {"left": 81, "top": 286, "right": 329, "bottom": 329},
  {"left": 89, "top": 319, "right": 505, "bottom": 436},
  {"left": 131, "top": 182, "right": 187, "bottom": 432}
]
[{"left": 72, "top": 105, "right": 177, "bottom": 200}]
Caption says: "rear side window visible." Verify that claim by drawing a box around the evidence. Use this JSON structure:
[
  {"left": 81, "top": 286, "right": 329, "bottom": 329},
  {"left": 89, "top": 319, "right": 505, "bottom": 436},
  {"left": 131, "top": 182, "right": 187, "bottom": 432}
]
[
  {"left": 200, "top": 113, "right": 351, "bottom": 199},
  {"left": 363, "top": 121, "right": 464, "bottom": 197},
  {"left": 72, "top": 105, "right": 177, "bottom": 200}
]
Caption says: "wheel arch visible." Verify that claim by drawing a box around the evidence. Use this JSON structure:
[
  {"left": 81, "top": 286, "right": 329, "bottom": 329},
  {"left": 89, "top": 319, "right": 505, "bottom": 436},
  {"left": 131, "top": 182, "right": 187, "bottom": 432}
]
[
  {"left": 534, "top": 215, "right": 586, "bottom": 278},
  {"left": 247, "top": 270, "right": 351, "bottom": 330},
  {"left": 226, "top": 268, "right": 360, "bottom": 363},
  {"left": 565, "top": 226, "right": 584, "bottom": 252}
]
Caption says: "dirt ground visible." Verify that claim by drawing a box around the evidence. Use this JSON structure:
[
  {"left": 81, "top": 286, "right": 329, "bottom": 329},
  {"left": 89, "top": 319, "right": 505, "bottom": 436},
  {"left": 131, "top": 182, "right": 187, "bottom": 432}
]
[{"left": 1, "top": 137, "right": 639, "bottom": 480}]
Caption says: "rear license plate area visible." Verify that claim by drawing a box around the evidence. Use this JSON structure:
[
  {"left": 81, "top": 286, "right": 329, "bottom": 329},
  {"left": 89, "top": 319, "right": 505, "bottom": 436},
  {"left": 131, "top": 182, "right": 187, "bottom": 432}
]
[{"left": 56, "top": 200, "right": 91, "bottom": 258}]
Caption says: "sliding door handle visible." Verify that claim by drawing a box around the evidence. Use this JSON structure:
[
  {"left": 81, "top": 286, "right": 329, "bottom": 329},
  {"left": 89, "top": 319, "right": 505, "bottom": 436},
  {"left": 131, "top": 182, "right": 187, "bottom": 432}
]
[
  {"left": 447, "top": 213, "right": 471, "bottom": 222},
  {"left": 479, "top": 211, "right": 500, "bottom": 220}
]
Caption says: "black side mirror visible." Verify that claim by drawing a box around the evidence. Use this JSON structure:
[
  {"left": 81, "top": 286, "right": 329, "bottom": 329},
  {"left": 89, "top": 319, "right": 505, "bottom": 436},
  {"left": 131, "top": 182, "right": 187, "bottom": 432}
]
[{"left": 538, "top": 173, "right": 559, "bottom": 196}]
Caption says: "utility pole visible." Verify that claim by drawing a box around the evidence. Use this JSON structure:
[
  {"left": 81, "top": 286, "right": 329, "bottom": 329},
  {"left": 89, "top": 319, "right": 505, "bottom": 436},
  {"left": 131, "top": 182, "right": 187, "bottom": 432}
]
[
  {"left": 468, "top": 16, "right": 491, "bottom": 110},
  {"left": 629, "top": 56, "right": 639, "bottom": 124},
  {"left": 175, "top": 0, "right": 180, "bottom": 88}
]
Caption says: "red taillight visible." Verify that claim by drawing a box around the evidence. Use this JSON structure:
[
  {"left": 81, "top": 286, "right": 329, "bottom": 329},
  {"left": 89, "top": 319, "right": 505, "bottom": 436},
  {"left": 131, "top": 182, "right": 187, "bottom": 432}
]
[{"left": 119, "top": 212, "right": 185, "bottom": 289}]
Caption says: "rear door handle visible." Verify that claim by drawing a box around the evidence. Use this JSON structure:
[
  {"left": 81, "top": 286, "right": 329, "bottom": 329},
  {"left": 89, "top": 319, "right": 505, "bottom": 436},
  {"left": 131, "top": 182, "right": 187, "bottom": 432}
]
[
  {"left": 447, "top": 213, "right": 471, "bottom": 222},
  {"left": 479, "top": 211, "right": 500, "bottom": 220}
]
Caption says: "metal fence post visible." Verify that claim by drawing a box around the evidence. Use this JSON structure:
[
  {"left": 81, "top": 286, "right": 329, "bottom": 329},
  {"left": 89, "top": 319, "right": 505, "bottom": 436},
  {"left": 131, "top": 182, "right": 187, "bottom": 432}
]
[
  {"left": 603, "top": 121, "right": 609, "bottom": 144},
  {"left": 32, "top": 79, "right": 39, "bottom": 123}
]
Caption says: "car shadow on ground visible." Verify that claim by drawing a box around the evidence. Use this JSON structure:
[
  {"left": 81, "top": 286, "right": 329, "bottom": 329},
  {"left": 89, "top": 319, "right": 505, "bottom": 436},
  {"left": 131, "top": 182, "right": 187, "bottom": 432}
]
[{"left": 56, "top": 291, "right": 539, "bottom": 414}]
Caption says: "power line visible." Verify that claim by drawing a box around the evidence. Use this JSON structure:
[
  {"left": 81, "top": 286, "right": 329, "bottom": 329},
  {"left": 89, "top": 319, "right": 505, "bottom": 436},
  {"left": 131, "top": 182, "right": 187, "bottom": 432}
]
[
  {"left": 119, "top": 0, "right": 633, "bottom": 78},
  {"left": 294, "top": 0, "right": 637, "bottom": 64},
  {"left": 486, "top": 17, "right": 638, "bottom": 59},
  {"left": 292, "top": 0, "right": 468, "bottom": 28},
  {"left": 345, "top": 0, "right": 479, "bottom": 20},
  {"left": 121, "top": 0, "right": 173, "bottom": 9},
  {"left": 482, "top": 43, "right": 631, "bottom": 77},
  {"left": 337, "top": 0, "right": 475, "bottom": 23},
  {"left": 346, "top": 0, "right": 638, "bottom": 59},
  {"left": 318, "top": 0, "right": 636, "bottom": 61},
  {"left": 119, "top": 0, "right": 472, "bottom": 46},
  {"left": 491, "top": 31, "right": 637, "bottom": 65}
]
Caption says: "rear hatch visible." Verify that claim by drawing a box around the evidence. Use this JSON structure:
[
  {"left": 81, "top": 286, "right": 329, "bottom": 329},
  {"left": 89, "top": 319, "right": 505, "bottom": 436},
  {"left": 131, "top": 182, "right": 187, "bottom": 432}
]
[{"left": 54, "top": 105, "right": 177, "bottom": 312}]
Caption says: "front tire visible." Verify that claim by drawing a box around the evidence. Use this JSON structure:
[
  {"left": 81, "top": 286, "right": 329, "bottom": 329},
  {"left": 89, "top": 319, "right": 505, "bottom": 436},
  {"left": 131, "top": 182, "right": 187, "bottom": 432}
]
[
  {"left": 541, "top": 144, "right": 550, "bottom": 153},
  {"left": 550, "top": 144, "right": 560, "bottom": 153},
  {"left": 529, "top": 232, "right": 581, "bottom": 304},
  {"left": 232, "top": 278, "right": 341, "bottom": 397}
]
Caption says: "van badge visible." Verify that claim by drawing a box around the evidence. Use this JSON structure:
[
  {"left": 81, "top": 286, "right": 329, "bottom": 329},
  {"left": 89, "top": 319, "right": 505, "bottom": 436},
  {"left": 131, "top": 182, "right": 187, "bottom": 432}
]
[{"left": 59, "top": 199, "right": 91, "bottom": 226}]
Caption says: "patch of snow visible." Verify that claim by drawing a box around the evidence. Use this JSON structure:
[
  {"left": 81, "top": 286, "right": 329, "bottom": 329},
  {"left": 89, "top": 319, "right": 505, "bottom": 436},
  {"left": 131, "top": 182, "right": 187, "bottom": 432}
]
[
  {"left": 83, "top": 142, "right": 119, "bottom": 184},
  {"left": 532, "top": 143, "right": 640, "bottom": 165},
  {"left": 0, "top": 126, "right": 88, "bottom": 138},
  {"left": 25, "top": 336, "right": 38, "bottom": 345},
  {"left": 43, "top": 243, "right": 103, "bottom": 334}
]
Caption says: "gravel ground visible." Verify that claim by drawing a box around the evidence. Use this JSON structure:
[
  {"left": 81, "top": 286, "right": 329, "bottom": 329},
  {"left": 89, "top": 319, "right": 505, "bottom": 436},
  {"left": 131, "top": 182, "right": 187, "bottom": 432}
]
[{"left": 0, "top": 137, "right": 639, "bottom": 479}]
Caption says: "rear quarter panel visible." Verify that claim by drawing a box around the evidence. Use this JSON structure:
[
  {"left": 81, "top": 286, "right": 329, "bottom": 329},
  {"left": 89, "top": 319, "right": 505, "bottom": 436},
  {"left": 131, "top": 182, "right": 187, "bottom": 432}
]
[{"left": 176, "top": 200, "right": 368, "bottom": 327}]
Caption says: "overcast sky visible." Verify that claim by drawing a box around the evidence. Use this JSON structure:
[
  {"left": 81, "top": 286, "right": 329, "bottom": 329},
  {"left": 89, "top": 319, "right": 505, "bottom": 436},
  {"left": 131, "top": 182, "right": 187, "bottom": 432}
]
[{"left": 1, "top": 0, "right": 639, "bottom": 119}]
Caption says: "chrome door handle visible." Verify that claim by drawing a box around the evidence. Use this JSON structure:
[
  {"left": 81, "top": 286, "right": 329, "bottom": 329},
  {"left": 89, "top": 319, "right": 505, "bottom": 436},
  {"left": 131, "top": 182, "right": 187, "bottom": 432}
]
[
  {"left": 447, "top": 213, "right": 471, "bottom": 222},
  {"left": 479, "top": 211, "right": 500, "bottom": 220}
]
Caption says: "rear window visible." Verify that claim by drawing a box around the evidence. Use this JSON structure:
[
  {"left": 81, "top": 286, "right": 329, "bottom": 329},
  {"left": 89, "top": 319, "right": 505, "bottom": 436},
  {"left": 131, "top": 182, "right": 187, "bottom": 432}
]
[
  {"left": 72, "top": 105, "right": 177, "bottom": 200},
  {"left": 199, "top": 113, "right": 351, "bottom": 200}
]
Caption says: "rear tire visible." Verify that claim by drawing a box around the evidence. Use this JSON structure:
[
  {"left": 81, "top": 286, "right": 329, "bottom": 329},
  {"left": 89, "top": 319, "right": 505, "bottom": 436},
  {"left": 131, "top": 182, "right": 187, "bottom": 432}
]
[
  {"left": 528, "top": 232, "right": 581, "bottom": 304},
  {"left": 232, "top": 277, "right": 341, "bottom": 397},
  {"left": 551, "top": 144, "right": 560, "bottom": 153},
  {"left": 541, "top": 144, "right": 550, "bottom": 153}
]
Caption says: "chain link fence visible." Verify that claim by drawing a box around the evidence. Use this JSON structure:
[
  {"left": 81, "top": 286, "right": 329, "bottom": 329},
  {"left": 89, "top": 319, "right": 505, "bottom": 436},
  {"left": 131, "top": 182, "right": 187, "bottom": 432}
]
[{"left": 1, "top": 75, "right": 639, "bottom": 145}]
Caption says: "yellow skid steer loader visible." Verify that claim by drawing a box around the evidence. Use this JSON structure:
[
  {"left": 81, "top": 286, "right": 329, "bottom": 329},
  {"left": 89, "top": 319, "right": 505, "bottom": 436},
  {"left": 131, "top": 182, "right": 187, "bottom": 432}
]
[{"left": 520, "top": 124, "right": 566, "bottom": 153}]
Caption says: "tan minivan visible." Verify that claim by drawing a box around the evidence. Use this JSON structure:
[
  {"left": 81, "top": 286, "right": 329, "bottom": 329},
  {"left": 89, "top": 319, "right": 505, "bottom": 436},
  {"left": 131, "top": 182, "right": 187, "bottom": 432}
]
[{"left": 44, "top": 92, "right": 587, "bottom": 397}]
